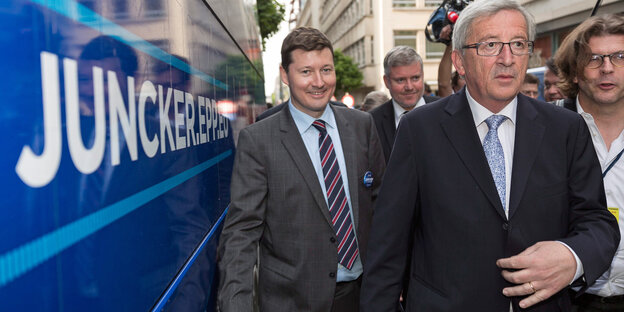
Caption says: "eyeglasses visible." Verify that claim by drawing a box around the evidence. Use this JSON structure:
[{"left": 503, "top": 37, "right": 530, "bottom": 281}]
[
  {"left": 462, "top": 40, "right": 534, "bottom": 56},
  {"left": 521, "top": 90, "right": 538, "bottom": 97},
  {"left": 587, "top": 51, "right": 624, "bottom": 69}
]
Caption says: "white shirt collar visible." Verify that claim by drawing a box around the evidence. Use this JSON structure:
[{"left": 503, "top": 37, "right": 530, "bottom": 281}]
[
  {"left": 288, "top": 100, "right": 336, "bottom": 135},
  {"left": 465, "top": 87, "right": 517, "bottom": 127},
  {"left": 575, "top": 95, "right": 594, "bottom": 119},
  {"left": 392, "top": 97, "right": 426, "bottom": 127}
]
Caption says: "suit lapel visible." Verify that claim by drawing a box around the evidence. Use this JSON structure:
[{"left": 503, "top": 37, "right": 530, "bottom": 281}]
[
  {"left": 278, "top": 107, "right": 334, "bottom": 226},
  {"left": 334, "top": 107, "right": 360, "bottom": 228},
  {"left": 381, "top": 101, "right": 396, "bottom": 152},
  {"left": 441, "top": 93, "right": 507, "bottom": 220},
  {"left": 508, "top": 98, "right": 544, "bottom": 219}
]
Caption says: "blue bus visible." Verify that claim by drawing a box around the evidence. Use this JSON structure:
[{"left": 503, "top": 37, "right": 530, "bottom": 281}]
[{"left": 0, "top": 0, "right": 265, "bottom": 310}]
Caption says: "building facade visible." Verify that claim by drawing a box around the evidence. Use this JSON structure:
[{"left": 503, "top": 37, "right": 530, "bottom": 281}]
[
  {"left": 294, "top": 0, "right": 624, "bottom": 104},
  {"left": 297, "top": 0, "right": 445, "bottom": 104},
  {"left": 521, "top": 0, "right": 624, "bottom": 67}
]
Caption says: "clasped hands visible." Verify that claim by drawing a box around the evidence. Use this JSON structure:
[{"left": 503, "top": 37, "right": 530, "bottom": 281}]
[{"left": 496, "top": 241, "right": 577, "bottom": 309}]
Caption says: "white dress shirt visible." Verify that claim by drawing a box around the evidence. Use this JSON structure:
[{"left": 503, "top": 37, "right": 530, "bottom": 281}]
[
  {"left": 393, "top": 97, "right": 426, "bottom": 128},
  {"left": 578, "top": 99, "right": 624, "bottom": 297}
]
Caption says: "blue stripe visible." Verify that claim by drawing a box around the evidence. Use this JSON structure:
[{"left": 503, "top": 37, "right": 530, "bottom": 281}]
[
  {"left": 29, "top": 0, "right": 228, "bottom": 91},
  {"left": 151, "top": 205, "right": 229, "bottom": 312},
  {"left": 0, "top": 150, "right": 232, "bottom": 287}
]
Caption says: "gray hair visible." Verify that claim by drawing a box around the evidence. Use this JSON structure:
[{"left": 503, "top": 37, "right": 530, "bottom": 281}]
[
  {"left": 452, "top": 0, "right": 535, "bottom": 53},
  {"left": 383, "top": 46, "right": 423, "bottom": 76},
  {"left": 361, "top": 91, "right": 390, "bottom": 112}
]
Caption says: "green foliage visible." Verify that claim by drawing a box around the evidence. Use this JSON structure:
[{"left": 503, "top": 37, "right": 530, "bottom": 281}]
[
  {"left": 333, "top": 49, "right": 363, "bottom": 94},
  {"left": 215, "top": 55, "right": 265, "bottom": 104},
  {"left": 257, "top": 0, "right": 285, "bottom": 50}
]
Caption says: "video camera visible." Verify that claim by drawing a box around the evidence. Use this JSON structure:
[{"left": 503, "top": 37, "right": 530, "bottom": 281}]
[{"left": 425, "top": 0, "right": 473, "bottom": 45}]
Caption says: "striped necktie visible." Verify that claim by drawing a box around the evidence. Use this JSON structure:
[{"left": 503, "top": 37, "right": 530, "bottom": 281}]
[
  {"left": 483, "top": 115, "right": 507, "bottom": 211},
  {"left": 312, "top": 120, "right": 359, "bottom": 269}
]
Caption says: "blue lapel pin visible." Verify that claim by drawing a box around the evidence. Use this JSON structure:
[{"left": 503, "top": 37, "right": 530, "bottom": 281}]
[{"left": 363, "top": 171, "right": 373, "bottom": 188}]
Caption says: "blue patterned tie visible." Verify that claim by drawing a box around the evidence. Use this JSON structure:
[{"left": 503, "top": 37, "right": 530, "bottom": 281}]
[
  {"left": 483, "top": 115, "right": 507, "bottom": 211},
  {"left": 312, "top": 120, "right": 359, "bottom": 269}
]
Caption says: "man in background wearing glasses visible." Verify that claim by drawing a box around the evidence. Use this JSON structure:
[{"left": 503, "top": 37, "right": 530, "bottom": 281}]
[
  {"left": 361, "top": 1, "right": 619, "bottom": 311},
  {"left": 555, "top": 13, "right": 624, "bottom": 312},
  {"left": 521, "top": 73, "right": 540, "bottom": 99}
]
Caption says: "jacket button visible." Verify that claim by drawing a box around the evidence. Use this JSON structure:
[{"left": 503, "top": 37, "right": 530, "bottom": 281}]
[
  {"left": 329, "top": 272, "right": 336, "bottom": 278},
  {"left": 502, "top": 223, "right": 509, "bottom": 231},
  {"left": 330, "top": 237, "right": 336, "bottom": 243}
]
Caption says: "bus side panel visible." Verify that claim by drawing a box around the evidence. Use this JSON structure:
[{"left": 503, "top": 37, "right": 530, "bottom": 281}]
[{"left": 0, "top": 0, "right": 262, "bottom": 311}]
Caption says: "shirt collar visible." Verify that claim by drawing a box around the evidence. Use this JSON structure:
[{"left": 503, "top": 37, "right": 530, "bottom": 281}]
[
  {"left": 392, "top": 97, "right": 426, "bottom": 121},
  {"left": 575, "top": 95, "right": 594, "bottom": 121},
  {"left": 466, "top": 87, "right": 517, "bottom": 127},
  {"left": 288, "top": 99, "right": 336, "bottom": 134}
]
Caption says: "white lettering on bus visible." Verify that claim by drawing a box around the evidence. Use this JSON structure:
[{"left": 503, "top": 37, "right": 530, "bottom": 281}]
[{"left": 15, "top": 51, "right": 230, "bottom": 188}]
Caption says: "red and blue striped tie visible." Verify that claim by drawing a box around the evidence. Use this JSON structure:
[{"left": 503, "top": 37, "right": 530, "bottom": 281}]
[{"left": 312, "top": 120, "right": 359, "bottom": 270}]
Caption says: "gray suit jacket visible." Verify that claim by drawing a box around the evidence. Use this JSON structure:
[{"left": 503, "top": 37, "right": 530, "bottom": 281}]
[{"left": 218, "top": 103, "right": 385, "bottom": 311}]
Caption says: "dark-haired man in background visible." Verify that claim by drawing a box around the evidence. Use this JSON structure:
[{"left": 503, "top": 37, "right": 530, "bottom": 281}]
[
  {"left": 544, "top": 57, "right": 567, "bottom": 103},
  {"left": 521, "top": 73, "right": 539, "bottom": 99}
]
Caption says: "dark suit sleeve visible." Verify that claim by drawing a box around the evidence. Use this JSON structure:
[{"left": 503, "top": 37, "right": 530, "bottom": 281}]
[
  {"left": 217, "top": 127, "right": 267, "bottom": 311},
  {"left": 560, "top": 115, "right": 620, "bottom": 289},
  {"left": 361, "top": 118, "right": 418, "bottom": 312}
]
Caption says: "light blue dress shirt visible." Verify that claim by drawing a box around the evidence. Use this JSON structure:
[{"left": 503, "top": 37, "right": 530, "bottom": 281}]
[{"left": 288, "top": 101, "right": 362, "bottom": 282}]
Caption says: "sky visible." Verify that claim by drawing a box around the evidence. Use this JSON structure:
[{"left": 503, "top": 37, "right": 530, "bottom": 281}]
[{"left": 262, "top": 0, "right": 291, "bottom": 101}]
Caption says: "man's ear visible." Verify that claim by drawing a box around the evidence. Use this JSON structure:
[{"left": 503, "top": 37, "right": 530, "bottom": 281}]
[
  {"left": 451, "top": 50, "right": 466, "bottom": 76},
  {"left": 280, "top": 65, "right": 289, "bottom": 86},
  {"left": 383, "top": 75, "right": 391, "bottom": 89}
]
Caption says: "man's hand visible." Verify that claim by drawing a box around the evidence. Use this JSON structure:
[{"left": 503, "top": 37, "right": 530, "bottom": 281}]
[
  {"left": 439, "top": 25, "right": 452, "bottom": 42},
  {"left": 496, "top": 241, "right": 576, "bottom": 309}
]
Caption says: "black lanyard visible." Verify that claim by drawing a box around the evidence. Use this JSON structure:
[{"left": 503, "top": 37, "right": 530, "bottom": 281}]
[{"left": 603, "top": 147, "right": 624, "bottom": 178}]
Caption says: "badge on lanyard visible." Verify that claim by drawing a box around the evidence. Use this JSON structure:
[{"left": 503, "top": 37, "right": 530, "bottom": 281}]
[{"left": 608, "top": 207, "right": 619, "bottom": 223}]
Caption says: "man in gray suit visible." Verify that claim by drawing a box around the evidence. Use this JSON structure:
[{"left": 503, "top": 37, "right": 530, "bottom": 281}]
[{"left": 217, "top": 27, "right": 385, "bottom": 312}]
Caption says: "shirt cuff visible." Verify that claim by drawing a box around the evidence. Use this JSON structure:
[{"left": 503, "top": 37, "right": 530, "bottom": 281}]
[{"left": 557, "top": 241, "right": 584, "bottom": 284}]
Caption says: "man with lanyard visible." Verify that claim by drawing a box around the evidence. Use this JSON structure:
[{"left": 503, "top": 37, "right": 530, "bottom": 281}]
[{"left": 555, "top": 13, "right": 624, "bottom": 311}]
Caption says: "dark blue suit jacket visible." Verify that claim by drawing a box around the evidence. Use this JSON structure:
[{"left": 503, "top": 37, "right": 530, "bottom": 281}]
[
  {"left": 369, "top": 96, "right": 440, "bottom": 163},
  {"left": 362, "top": 89, "right": 619, "bottom": 311}
]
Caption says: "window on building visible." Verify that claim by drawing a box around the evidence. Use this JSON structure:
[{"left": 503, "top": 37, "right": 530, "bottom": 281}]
[
  {"left": 425, "top": 0, "right": 444, "bottom": 7},
  {"left": 113, "top": 0, "right": 127, "bottom": 13},
  {"left": 146, "top": 0, "right": 164, "bottom": 12},
  {"left": 426, "top": 40, "right": 446, "bottom": 59},
  {"left": 345, "top": 38, "right": 366, "bottom": 67},
  {"left": 393, "top": 0, "right": 415, "bottom": 8},
  {"left": 113, "top": 0, "right": 130, "bottom": 19},
  {"left": 370, "top": 36, "right": 374, "bottom": 64},
  {"left": 394, "top": 30, "right": 417, "bottom": 49}
]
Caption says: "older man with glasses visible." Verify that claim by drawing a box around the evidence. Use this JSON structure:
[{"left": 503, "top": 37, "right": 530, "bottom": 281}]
[{"left": 361, "top": 1, "right": 619, "bottom": 311}]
